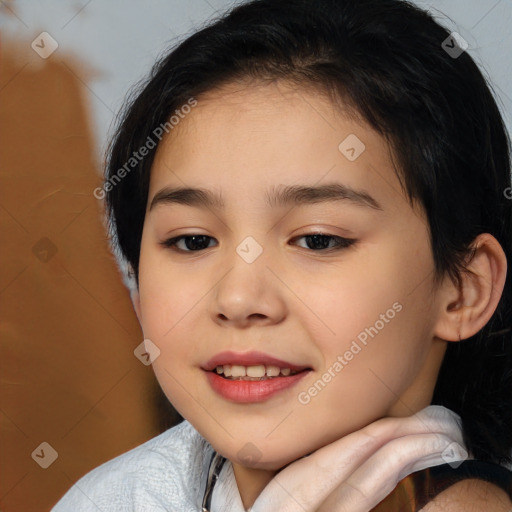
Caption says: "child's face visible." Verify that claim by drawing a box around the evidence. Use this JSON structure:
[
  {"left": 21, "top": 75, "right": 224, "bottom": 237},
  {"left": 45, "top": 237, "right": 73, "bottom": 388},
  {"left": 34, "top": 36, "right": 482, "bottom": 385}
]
[{"left": 135, "top": 81, "right": 448, "bottom": 470}]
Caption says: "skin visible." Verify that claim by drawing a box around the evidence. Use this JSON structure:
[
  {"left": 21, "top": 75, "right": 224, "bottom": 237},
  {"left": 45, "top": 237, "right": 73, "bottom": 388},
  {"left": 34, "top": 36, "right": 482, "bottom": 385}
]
[
  {"left": 130, "top": 81, "right": 507, "bottom": 509},
  {"left": 420, "top": 479, "right": 512, "bottom": 511}
]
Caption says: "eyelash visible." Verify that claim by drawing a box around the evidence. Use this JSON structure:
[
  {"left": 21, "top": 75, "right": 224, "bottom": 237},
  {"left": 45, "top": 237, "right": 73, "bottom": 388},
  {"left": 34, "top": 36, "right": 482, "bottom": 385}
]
[{"left": 160, "top": 233, "right": 357, "bottom": 253}]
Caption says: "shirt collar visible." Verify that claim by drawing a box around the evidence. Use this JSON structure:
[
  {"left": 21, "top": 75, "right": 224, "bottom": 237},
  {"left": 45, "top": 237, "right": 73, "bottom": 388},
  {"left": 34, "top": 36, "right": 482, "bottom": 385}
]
[{"left": 199, "top": 447, "right": 247, "bottom": 512}]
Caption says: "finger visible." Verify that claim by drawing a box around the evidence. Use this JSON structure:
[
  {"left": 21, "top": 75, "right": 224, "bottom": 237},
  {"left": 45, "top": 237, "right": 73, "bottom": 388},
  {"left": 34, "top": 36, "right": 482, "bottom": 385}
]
[
  {"left": 362, "top": 405, "right": 464, "bottom": 446},
  {"left": 318, "top": 431, "right": 468, "bottom": 512},
  {"left": 250, "top": 406, "right": 464, "bottom": 512}
]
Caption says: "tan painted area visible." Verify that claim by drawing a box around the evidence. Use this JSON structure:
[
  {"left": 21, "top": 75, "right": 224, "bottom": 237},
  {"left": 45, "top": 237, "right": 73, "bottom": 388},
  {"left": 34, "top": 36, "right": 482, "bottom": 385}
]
[{"left": 0, "top": 36, "right": 181, "bottom": 511}]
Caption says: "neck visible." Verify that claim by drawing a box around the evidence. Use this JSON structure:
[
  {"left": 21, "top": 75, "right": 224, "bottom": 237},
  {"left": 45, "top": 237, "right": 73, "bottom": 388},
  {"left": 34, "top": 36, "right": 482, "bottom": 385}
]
[{"left": 231, "top": 462, "right": 277, "bottom": 510}]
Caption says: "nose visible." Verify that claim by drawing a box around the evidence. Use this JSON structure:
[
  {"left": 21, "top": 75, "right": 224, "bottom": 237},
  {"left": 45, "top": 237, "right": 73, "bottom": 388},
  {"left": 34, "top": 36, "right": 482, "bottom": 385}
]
[{"left": 209, "top": 244, "right": 287, "bottom": 329}]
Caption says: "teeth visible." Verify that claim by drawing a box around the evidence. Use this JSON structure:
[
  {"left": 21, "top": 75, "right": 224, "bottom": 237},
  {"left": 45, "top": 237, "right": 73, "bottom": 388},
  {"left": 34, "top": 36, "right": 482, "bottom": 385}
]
[
  {"left": 231, "top": 365, "right": 246, "bottom": 377},
  {"left": 246, "top": 365, "right": 265, "bottom": 377},
  {"left": 214, "top": 364, "right": 299, "bottom": 378},
  {"left": 265, "top": 365, "right": 281, "bottom": 377}
]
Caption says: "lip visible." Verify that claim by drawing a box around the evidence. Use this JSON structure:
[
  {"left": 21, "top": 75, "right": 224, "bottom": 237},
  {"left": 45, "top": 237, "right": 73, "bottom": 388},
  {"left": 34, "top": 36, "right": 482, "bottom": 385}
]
[
  {"left": 201, "top": 350, "right": 312, "bottom": 372},
  {"left": 204, "top": 369, "right": 311, "bottom": 403}
]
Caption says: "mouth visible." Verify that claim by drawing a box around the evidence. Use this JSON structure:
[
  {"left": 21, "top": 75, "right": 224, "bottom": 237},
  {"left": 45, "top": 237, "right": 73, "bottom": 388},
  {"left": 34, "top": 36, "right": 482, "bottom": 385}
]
[
  {"left": 203, "top": 356, "right": 313, "bottom": 403},
  {"left": 201, "top": 350, "right": 313, "bottom": 381},
  {"left": 209, "top": 364, "right": 309, "bottom": 381}
]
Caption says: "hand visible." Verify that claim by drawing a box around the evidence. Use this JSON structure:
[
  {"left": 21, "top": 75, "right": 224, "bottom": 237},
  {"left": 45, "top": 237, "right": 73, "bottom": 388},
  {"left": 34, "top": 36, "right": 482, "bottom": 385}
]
[{"left": 248, "top": 405, "right": 467, "bottom": 512}]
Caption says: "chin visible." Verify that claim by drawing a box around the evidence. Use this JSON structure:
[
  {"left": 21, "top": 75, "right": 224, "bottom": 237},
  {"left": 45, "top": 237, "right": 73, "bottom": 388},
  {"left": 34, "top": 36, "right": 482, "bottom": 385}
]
[{"left": 226, "top": 448, "right": 309, "bottom": 472}]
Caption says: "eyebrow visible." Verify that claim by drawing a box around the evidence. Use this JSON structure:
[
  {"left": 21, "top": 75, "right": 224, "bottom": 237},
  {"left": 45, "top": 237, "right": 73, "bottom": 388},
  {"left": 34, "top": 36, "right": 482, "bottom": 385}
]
[{"left": 149, "top": 182, "right": 382, "bottom": 212}]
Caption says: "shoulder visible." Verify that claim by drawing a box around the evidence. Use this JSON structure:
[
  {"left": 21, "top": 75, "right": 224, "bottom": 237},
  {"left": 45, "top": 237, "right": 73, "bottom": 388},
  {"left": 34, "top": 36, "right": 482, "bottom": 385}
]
[
  {"left": 420, "top": 478, "right": 512, "bottom": 511},
  {"left": 51, "top": 420, "right": 212, "bottom": 511}
]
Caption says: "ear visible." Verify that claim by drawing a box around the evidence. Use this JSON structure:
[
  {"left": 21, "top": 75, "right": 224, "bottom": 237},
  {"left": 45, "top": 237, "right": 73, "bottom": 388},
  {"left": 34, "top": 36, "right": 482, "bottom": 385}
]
[{"left": 434, "top": 233, "right": 507, "bottom": 342}]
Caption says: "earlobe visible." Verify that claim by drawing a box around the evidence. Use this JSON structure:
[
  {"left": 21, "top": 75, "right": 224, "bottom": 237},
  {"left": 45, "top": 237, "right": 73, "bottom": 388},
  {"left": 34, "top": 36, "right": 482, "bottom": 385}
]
[{"left": 433, "top": 233, "right": 507, "bottom": 342}]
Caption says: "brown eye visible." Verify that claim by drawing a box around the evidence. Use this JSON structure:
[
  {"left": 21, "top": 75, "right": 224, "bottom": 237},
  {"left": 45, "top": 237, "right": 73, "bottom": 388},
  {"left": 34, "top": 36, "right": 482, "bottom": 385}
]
[
  {"left": 291, "top": 233, "right": 357, "bottom": 251},
  {"left": 160, "top": 233, "right": 357, "bottom": 253},
  {"left": 160, "top": 235, "right": 216, "bottom": 252}
]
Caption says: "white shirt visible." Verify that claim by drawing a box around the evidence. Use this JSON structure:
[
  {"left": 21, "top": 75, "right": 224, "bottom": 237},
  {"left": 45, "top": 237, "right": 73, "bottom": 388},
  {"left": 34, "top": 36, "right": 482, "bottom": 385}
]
[
  {"left": 52, "top": 406, "right": 490, "bottom": 511},
  {"left": 51, "top": 419, "right": 246, "bottom": 512}
]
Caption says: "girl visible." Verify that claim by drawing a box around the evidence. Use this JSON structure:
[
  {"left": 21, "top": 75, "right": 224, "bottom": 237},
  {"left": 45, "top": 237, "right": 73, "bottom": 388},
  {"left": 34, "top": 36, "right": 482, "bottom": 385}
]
[{"left": 53, "top": 0, "right": 512, "bottom": 510}]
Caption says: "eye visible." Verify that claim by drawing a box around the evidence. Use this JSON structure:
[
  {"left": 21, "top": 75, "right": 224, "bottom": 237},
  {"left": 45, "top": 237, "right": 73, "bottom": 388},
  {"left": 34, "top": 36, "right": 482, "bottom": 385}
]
[
  {"left": 160, "top": 234, "right": 217, "bottom": 252},
  {"left": 160, "top": 233, "right": 356, "bottom": 253},
  {"left": 291, "top": 233, "right": 357, "bottom": 251}
]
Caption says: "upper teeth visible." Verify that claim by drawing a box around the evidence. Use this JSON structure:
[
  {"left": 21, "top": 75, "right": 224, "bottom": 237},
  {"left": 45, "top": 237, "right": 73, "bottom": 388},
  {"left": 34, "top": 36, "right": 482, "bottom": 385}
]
[{"left": 216, "top": 364, "right": 295, "bottom": 377}]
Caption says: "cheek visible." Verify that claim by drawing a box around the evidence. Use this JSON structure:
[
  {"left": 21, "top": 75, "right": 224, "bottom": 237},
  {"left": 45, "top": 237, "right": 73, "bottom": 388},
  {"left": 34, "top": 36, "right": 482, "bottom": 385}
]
[
  {"left": 300, "top": 304, "right": 429, "bottom": 441},
  {"left": 137, "top": 253, "right": 203, "bottom": 395},
  {"left": 137, "top": 246, "right": 204, "bottom": 339},
  {"left": 302, "top": 257, "right": 405, "bottom": 348},
  {"left": 139, "top": 270, "right": 203, "bottom": 417},
  {"left": 309, "top": 247, "right": 435, "bottom": 406}
]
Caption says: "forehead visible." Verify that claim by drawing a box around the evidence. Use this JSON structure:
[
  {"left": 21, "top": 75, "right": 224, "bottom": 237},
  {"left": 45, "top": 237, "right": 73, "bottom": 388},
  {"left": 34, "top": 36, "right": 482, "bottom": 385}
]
[{"left": 148, "top": 81, "right": 408, "bottom": 214}]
